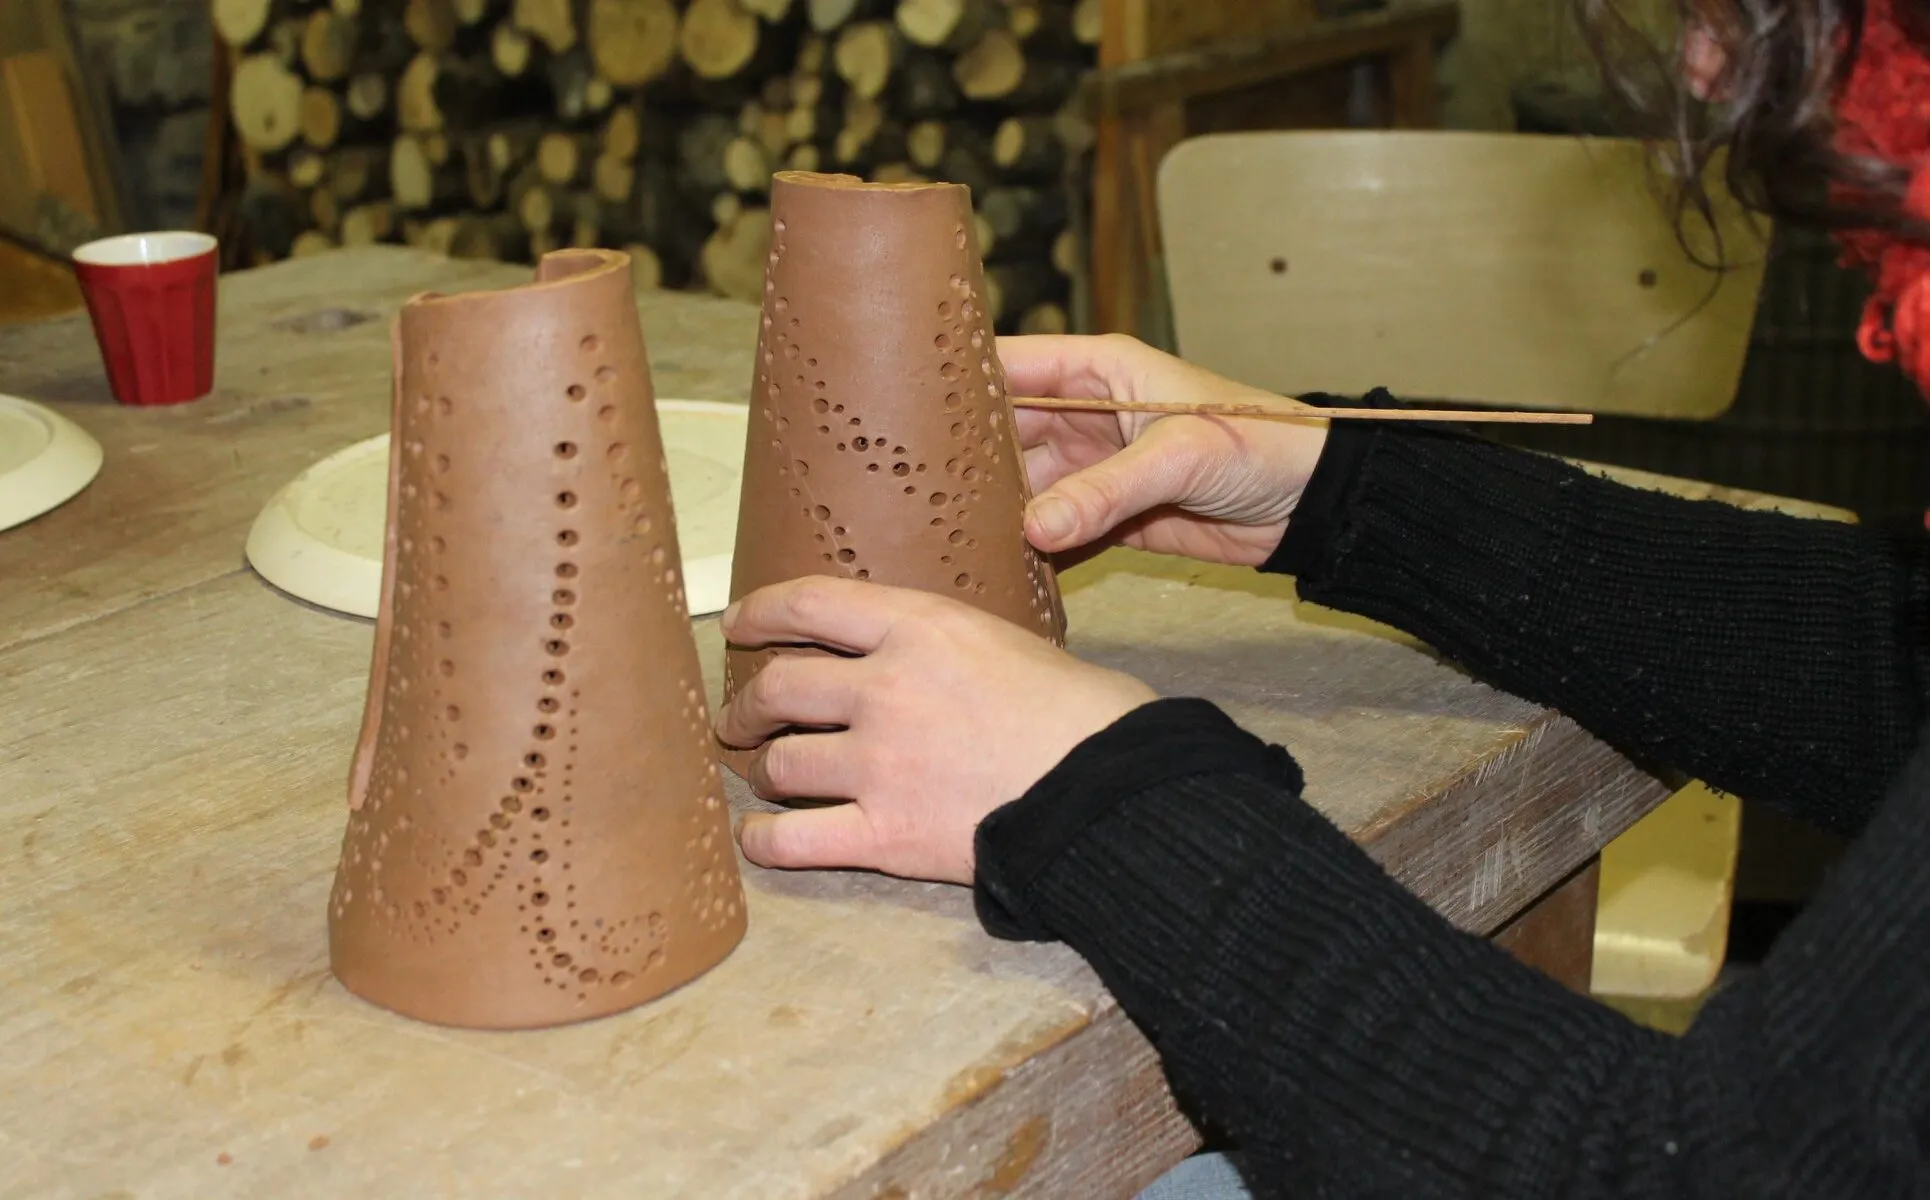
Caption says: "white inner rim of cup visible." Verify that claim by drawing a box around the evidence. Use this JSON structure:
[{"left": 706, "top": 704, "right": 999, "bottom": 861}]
[{"left": 72, "top": 232, "right": 216, "bottom": 267}]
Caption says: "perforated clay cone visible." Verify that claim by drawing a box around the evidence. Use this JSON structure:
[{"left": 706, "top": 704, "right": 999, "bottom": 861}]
[
  {"left": 329, "top": 249, "right": 746, "bottom": 1030},
  {"left": 723, "top": 172, "right": 1067, "bottom": 726}
]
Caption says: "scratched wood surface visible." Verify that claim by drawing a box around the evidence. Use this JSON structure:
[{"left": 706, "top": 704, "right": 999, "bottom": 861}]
[{"left": 0, "top": 248, "right": 1692, "bottom": 1198}]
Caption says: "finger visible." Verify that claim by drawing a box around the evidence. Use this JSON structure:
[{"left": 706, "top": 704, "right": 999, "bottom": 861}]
[
  {"left": 723, "top": 575, "right": 921, "bottom": 656},
  {"left": 738, "top": 805, "right": 879, "bottom": 871},
  {"left": 746, "top": 729, "right": 864, "bottom": 803},
  {"left": 1024, "top": 422, "right": 1203, "bottom": 553},
  {"left": 997, "top": 333, "right": 1143, "bottom": 403},
  {"left": 714, "top": 655, "right": 865, "bottom": 748}
]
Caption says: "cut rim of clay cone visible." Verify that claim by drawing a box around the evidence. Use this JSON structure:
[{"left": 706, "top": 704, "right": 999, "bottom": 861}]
[
  {"left": 330, "top": 249, "right": 746, "bottom": 1030},
  {"left": 720, "top": 172, "right": 1066, "bottom": 774}
]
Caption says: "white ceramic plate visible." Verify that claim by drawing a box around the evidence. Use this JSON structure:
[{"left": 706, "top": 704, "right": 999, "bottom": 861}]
[
  {"left": 245, "top": 399, "right": 749, "bottom": 618},
  {"left": 0, "top": 393, "right": 104, "bottom": 534}
]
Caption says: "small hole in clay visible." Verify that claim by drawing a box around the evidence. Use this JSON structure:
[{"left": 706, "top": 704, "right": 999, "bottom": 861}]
[
  {"left": 538, "top": 697, "right": 560, "bottom": 714},
  {"left": 812, "top": 504, "right": 830, "bottom": 520},
  {"left": 935, "top": 334, "right": 950, "bottom": 349},
  {"left": 434, "top": 454, "right": 451, "bottom": 473},
  {"left": 556, "top": 491, "right": 578, "bottom": 509},
  {"left": 557, "top": 563, "right": 578, "bottom": 578},
  {"left": 438, "top": 660, "right": 455, "bottom": 677},
  {"left": 940, "top": 362, "right": 961, "bottom": 382},
  {"left": 852, "top": 436, "right": 869, "bottom": 450},
  {"left": 836, "top": 442, "right": 847, "bottom": 452},
  {"left": 437, "top": 397, "right": 453, "bottom": 416},
  {"left": 532, "top": 891, "right": 551, "bottom": 907},
  {"left": 612, "top": 971, "right": 634, "bottom": 985},
  {"left": 598, "top": 405, "right": 617, "bottom": 424},
  {"left": 556, "top": 530, "right": 579, "bottom": 547},
  {"left": 856, "top": 569, "right": 871, "bottom": 580},
  {"left": 502, "top": 796, "right": 524, "bottom": 814},
  {"left": 866, "top": 463, "right": 879, "bottom": 473},
  {"left": 532, "top": 806, "right": 551, "bottom": 821},
  {"left": 447, "top": 704, "right": 462, "bottom": 720},
  {"left": 566, "top": 384, "right": 587, "bottom": 401},
  {"left": 939, "top": 301, "right": 953, "bottom": 318},
  {"left": 555, "top": 441, "right": 578, "bottom": 459},
  {"left": 837, "top": 549, "right": 857, "bottom": 563},
  {"left": 524, "top": 752, "right": 546, "bottom": 769},
  {"left": 608, "top": 442, "right": 629, "bottom": 463},
  {"left": 812, "top": 398, "right": 829, "bottom": 414},
  {"left": 553, "top": 589, "right": 576, "bottom": 606},
  {"left": 948, "top": 529, "right": 966, "bottom": 544},
  {"left": 537, "top": 926, "right": 556, "bottom": 942},
  {"left": 930, "top": 517, "right": 944, "bottom": 527},
  {"left": 904, "top": 486, "right": 917, "bottom": 495},
  {"left": 929, "top": 492, "right": 947, "bottom": 506},
  {"left": 579, "top": 968, "right": 600, "bottom": 984},
  {"left": 954, "top": 573, "right": 971, "bottom": 588},
  {"left": 453, "top": 743, "right": 469, "bottom": 759},
  {"left": 954, "top": 228, "right": 967, "bottom": 249},
  {"left": 534, "top": 723, "right": 555, "bottom": 740},
  {"left": 543, "top": 669, "right": 566, "bottom": 685},
  {"left": 545, "top": 639, "right": 569, "bottom": 657},
  {"left": 550, "top": 613, "right": 574, "bottom": 631}
]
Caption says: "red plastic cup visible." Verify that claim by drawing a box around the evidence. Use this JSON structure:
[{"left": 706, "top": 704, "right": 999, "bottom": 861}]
[{"left": 71, "top": 232, "right": 219, "bottom": 406}]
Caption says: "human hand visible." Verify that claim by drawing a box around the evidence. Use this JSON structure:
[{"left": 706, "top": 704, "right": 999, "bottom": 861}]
[
  {"left": 716, "top": 576, "right": 1157, "bottom": 884},
  {"left": 1001, "top": 334, "right": 1332, "bottom": 567}
]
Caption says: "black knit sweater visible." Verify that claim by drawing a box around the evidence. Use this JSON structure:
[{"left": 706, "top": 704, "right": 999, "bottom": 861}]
[{"left": 974, "top": 413, "right": 1930, "bottom": 1197}]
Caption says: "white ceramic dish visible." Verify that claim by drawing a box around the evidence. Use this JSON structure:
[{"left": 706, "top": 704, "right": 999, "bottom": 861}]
[
  {"left": 245, "top": 398, "right": 749, "bottom": 618},
  {"left": 0, "top": 393, "right": 105, "bottom": 533}
]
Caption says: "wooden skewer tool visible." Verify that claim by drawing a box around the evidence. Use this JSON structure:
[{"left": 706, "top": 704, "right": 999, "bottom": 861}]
[{"left": 1012, "top": 396, "right": 1594, "bottom": 425}]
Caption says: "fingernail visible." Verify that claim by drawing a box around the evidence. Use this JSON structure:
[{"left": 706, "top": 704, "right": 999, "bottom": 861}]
[
  {"left": 721, "top": 600, "right": 740, "bottom": 629},
  {"left": 1031, "top": 495, "right": 1076, "bottom": 543},
  {"left": 737, "top": 813, "right": 772, "bottom": 858}
]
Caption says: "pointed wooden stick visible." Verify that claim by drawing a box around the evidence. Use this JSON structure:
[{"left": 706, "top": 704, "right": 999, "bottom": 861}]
[{"left": 1012, "top": 395, "right": 1594, "bottom": 425}]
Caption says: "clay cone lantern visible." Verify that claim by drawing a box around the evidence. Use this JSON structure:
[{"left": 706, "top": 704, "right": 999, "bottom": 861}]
[
  {"left": 723, "top": 172, "right": 1066, "bottom": 711},
  {"left": 330, "top": 249, "right": 746, "bottom": 1030}
]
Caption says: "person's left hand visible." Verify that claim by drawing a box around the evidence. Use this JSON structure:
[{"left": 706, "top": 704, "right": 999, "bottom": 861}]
[{"left": 716, "top": 576, "right": 1158, "bottom": 884}]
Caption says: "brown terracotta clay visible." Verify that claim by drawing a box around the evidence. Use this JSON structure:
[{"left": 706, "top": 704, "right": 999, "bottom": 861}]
[
  {"left": 723, "top": 172, "right": 1066, "bottom": 722},
  {"left": 330, "top": 249, "right": 746, "bottom": 1030}
]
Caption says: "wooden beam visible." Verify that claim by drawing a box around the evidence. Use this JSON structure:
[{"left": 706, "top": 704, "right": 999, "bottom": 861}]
[{"left": 1077, "top": 1, "right": 1459, "bottom": 119}]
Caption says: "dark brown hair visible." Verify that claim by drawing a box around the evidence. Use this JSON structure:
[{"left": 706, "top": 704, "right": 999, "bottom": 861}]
[{"left": 1578, "top": 0, "right": 1924, "bottom": 238}]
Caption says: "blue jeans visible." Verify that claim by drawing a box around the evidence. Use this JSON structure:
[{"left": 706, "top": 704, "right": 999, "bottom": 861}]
[{"left": 1137, "top": 1152, "right": 1253, "bottom": 1200}]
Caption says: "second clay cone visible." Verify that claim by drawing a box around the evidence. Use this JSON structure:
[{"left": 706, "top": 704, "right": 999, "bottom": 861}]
[
  {"left": 724, "top": 172, "right": 1066, "bottom": 714},
  {"left": 330, "top": 249, "right": 746, "bottom": 1030}
]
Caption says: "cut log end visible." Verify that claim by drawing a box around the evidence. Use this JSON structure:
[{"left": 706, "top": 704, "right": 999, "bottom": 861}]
[{"left": 231, "top": 55, "right": 305, "bottom": 152}]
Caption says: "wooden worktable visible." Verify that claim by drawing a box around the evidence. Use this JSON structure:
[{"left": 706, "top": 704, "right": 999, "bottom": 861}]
[{"left": 0, "top": 247, "right": 1675, "bottom": 1198}]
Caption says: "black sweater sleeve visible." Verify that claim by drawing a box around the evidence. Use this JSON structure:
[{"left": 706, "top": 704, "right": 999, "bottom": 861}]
[
  {"left": 1265, "top": 407, "right": 1930, "bottom": 835},
  {"left": 976, "top": 700, "right": 1930, "bottom": 1199}
]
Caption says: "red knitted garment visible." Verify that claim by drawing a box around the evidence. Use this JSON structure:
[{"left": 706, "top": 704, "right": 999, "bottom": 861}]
[{"left": 1834, "top": 0, "right": 1930, "bottom": 390}]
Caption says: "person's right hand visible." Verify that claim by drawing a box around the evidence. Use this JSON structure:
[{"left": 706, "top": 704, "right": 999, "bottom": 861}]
[{"left": 1000, "top": 334, "right": 1332, "bottom": 568}]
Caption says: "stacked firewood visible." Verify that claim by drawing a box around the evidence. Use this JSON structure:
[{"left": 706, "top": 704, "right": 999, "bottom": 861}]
[{"left": 215, "top": 0, "right": 1098, "bottom": 333}]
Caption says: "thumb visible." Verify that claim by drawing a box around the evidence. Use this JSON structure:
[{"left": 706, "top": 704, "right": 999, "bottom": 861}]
[
  {"left": 737, "top": 805, "right": 877, "bottom": 871},
  {"left": 1025, "top": 427, "right": 1196, "bottom": 553}
]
